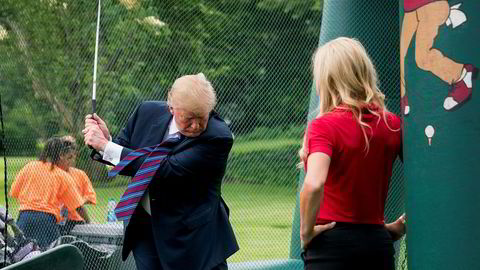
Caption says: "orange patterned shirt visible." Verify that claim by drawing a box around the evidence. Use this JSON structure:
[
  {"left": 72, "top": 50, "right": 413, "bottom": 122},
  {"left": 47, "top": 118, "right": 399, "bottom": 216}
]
[
  {"left": 66, "top": 167, "right": 97, "bottom": 221},
  {"left": 10, "top": 161, "right": 84, "bottom": 222}
]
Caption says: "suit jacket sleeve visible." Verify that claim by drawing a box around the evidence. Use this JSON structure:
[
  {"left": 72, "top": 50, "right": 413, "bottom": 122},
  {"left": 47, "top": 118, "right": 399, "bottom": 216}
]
[
  {"left": 118, "top": 135, "right": 233, "bottom": 180},
  {"left": 90, "top": 104, "right": 140, "bottom": 165},
  {"left": 158, "top": 136, "right": 233, "bottom": 179}
]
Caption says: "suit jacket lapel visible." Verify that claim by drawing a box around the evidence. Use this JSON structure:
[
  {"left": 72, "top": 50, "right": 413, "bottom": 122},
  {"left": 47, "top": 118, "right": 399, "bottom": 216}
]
[
  {"left": 149, "top": 110, "right": 173, "bottom": 145},
  {"left": 171, "top": 136, "right": 193, "bottom": 153}
]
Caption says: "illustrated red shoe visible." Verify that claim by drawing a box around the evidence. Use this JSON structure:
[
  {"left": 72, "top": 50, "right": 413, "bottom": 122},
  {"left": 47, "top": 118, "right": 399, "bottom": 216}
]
[
  {"left": 401, "top": 95, "right": 410, "bottom": 115},
  {"left": 444, "top": 64, "right": 478, "bottom": 111}
]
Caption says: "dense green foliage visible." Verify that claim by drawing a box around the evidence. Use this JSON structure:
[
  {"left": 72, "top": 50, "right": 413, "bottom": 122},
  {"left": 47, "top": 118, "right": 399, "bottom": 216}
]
[{"left": 0, "top": 0, "right": 322, "bottom": 183}]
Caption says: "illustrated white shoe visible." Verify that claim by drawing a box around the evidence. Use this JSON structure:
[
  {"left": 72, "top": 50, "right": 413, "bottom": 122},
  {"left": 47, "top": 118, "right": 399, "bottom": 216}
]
[
  {"left": 444, "top": 64, "right": 477, "bottom": 111},
  {"left": 445, "top": 3, "right": 467, "bottom": 29},
  {"left": 401, "top": 95, "right": 410, "bottom": 116},
  {"left": 443, "top": 97, "right": 458, "bottom": 111}
]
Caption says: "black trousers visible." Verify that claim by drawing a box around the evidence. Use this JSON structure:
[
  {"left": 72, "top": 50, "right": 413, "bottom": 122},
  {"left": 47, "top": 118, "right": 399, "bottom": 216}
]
[
  {"left": 131, "top": 207, "right": 227, "bottom": 270},
  {"left": 302, "top": 222, "right": 395, "bottom": 270}
]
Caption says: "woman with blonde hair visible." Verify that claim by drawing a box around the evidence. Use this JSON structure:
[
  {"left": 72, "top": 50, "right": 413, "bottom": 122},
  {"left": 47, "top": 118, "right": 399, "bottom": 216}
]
[{"left": 299, "top": 37, "right": 406, "bottom": 270}]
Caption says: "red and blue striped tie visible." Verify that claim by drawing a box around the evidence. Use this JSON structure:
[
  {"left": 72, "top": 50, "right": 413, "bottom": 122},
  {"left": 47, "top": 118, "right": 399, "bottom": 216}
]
[{"left": 110, "top": 132, "right": 182, "bottom": 221}]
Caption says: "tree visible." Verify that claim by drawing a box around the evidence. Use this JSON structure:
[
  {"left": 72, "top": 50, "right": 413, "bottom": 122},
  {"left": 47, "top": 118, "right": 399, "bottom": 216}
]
[{"left": 0, "top": 0, "right": 322, "bottom": 182}]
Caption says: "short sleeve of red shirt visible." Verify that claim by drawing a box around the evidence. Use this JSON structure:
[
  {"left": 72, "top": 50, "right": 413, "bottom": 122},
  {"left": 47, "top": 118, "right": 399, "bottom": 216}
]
[{"left": 307, "top": 118, "right": 335, "bottom": 157}]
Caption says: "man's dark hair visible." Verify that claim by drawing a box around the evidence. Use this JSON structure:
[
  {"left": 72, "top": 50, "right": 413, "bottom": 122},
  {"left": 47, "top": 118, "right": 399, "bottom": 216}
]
[{"left": 38, "top": 137, "right": 76, "bottom": 170}]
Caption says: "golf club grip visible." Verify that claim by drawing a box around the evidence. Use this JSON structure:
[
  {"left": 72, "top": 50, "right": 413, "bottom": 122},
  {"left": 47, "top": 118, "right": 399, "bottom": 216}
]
[
  {"left": 92, "top": 99, "right": 96, "bottom": 114},
  {"left": 88, "top": 100, "right": 96, "bottom": 150}
]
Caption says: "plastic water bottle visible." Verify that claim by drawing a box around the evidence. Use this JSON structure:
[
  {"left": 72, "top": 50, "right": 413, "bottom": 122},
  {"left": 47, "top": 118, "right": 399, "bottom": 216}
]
[
  {"left": 59, "top": 205, "right": 68, "bottom": 226},
  {"left": 107, "top": 198, "right": 117, "bottom": 223}
]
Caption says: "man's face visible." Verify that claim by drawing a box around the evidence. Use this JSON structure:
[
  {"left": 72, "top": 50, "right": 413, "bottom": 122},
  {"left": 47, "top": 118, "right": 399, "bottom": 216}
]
[{"left": 170, "top": 107, "right": 209, "bottom": 137}]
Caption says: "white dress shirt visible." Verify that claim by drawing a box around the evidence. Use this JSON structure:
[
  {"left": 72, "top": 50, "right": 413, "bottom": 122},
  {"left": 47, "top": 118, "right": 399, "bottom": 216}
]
[{"left": 103, "top": 118, "right": 179, "bottom": 215}]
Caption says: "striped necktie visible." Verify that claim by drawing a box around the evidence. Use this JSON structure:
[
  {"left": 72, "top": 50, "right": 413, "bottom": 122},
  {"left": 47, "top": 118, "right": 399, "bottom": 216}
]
[{"left": 110, "top": 132, "right": 183, "bottom": 221}]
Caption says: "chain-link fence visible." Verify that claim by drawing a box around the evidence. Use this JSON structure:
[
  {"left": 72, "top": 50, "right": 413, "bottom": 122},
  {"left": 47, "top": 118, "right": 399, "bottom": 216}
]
[{"left": 0, "top": 0, "right": 405, "bottom": 269}]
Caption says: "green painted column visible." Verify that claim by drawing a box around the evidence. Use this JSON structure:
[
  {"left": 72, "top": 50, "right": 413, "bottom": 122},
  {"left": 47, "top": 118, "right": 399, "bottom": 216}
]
[
  {"left": 401, "top": 1, "right": 480, "bottom": 269},
  {"left": 289, "top": 172, "right": 304, "bottom": 259},
  {"left": 290, "top": 0, "right": 403, "bottom": 262}
]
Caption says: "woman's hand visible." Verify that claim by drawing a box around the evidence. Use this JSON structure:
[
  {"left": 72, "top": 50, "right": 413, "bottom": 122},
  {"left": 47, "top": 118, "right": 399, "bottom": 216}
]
[
  {"left": 385, "top": 214, "right": 406, "bottom": 241},
  {"left": 298, "top": 133, "right": 308, "bottom": 169},
  {"left": 301, "top": 222, "right": 336, "bottom": 249}
]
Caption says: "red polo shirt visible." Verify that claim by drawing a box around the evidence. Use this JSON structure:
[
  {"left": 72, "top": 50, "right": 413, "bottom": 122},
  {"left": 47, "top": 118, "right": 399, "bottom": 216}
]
[{"left": 306, "top": 107, "right": 402, "bottom": 225}]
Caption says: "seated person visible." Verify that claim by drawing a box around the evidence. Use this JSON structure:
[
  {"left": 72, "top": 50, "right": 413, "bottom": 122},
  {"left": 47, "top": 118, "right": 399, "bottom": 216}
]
[
  {"left": 10, "top": 137, "right": 84, "bottom": 249},
  {"left": 59, "top": 136, "right": 96, "bottom": 235}
]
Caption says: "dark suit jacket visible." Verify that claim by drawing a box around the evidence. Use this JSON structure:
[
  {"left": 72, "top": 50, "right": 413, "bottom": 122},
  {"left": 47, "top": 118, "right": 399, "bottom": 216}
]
[{"left": 92, "top": 101, "right": 239, "bottom": 270}]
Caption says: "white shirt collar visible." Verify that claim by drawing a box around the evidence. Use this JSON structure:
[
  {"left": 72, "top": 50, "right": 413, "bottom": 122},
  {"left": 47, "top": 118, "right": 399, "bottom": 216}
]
[{"left": 169, "top": 117, "right": 179, "bottom": 135}]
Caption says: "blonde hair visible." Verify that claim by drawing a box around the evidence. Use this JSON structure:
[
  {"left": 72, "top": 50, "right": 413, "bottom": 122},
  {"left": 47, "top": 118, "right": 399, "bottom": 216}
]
[
  {"left": 167, "top": 73, "right": 217, "bottom": 115},
  {"left": 299, "top": 37, "right": 395, "bottom": 166}
]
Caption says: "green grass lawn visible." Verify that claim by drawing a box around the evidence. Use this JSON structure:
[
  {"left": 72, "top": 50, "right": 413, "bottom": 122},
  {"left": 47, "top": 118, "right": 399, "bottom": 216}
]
[
  {"left": 0, "top": 148, "right": 299, "bottom": 263},
  {"left": 89, "top": 182, "right": 298, "bottom": 262},
  {"left": 0, "top": 139, "right": 408, "bottom": 265},
  {"left": 223, "top": 183, "right": 297, "bottom": 262},
  {"left": 0, "top": 180, "right": 297, "bottom": 263}
]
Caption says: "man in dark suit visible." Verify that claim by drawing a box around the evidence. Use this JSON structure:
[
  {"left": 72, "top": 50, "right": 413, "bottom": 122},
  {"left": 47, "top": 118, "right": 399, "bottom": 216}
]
[{"left": 82, "top": 73, "right": 239, "bottom": 270}]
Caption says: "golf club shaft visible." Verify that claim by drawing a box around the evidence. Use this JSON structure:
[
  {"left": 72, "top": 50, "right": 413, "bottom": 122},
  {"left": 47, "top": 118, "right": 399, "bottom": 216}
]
[{"left": 92, "top": 0, "right": 101, "bottom": 114}]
